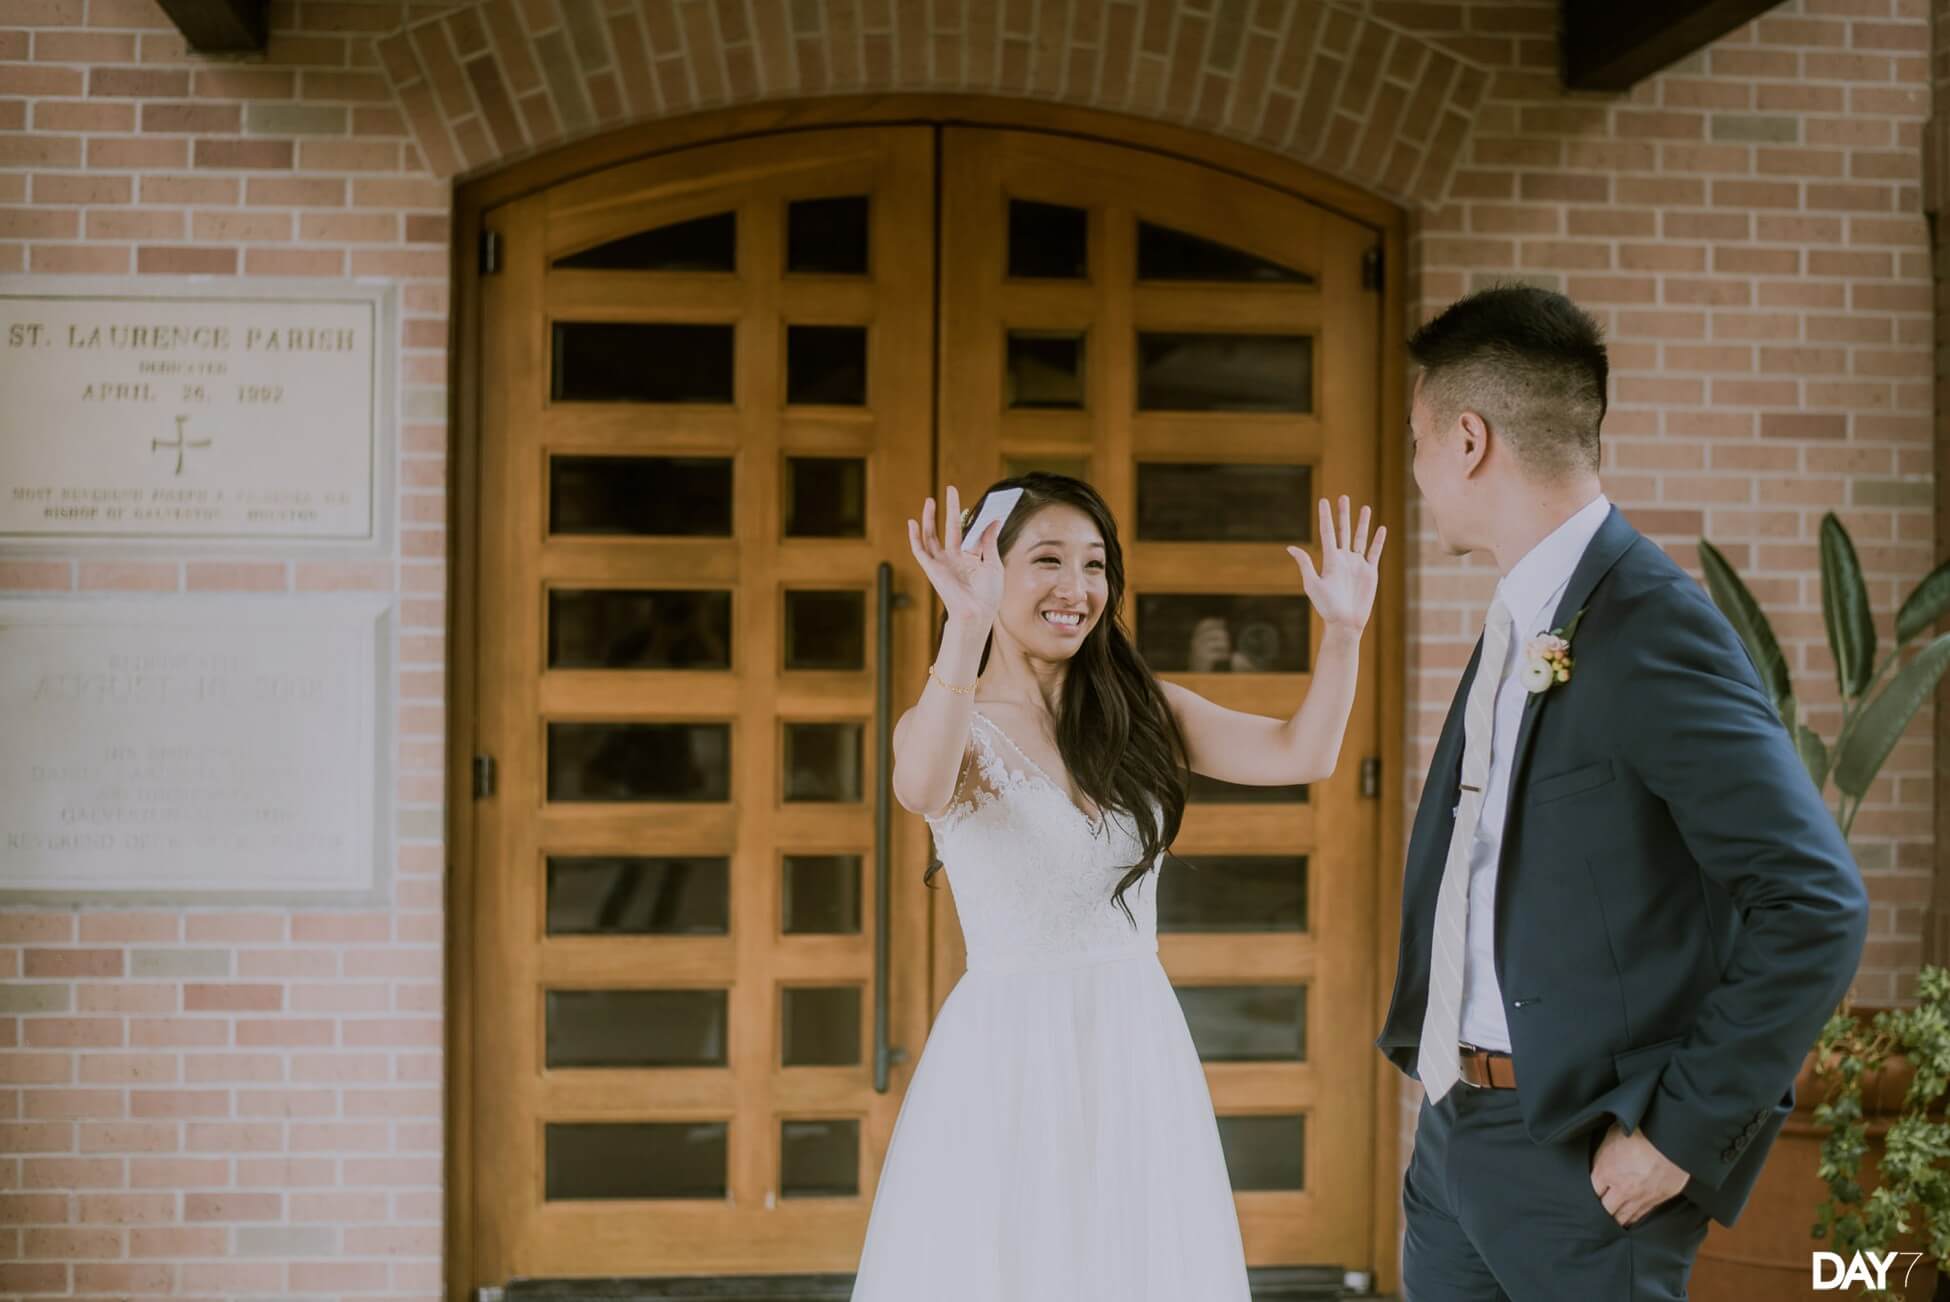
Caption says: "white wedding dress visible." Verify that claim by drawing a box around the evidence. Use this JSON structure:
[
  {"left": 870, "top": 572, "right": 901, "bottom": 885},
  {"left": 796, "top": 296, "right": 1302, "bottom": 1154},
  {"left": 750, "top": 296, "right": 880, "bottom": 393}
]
[{"left": 850, "top": 709, "right": 1252, "bottom": 1301}]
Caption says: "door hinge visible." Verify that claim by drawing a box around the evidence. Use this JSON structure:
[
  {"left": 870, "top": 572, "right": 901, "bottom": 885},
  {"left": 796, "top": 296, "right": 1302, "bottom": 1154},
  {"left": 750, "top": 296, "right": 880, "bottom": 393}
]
[
  {"left": 1361, "top": 245, "right": 1384, "bottom": 293},
  {"left": 472, "top": 753, "right": 496, "bottom": 799},
  {"left": 479, "top": 228, "right": 501, "bottom": 276},
  {"left": 1359, "top": 756, "right": 1380, "bottom": 799}
]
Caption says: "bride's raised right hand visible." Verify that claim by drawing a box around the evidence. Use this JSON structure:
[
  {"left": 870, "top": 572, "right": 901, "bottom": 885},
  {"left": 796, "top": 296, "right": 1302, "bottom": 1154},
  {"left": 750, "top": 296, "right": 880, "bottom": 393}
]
[{"left": 907, "top": 484, "right": 1003, "bottom": 625}]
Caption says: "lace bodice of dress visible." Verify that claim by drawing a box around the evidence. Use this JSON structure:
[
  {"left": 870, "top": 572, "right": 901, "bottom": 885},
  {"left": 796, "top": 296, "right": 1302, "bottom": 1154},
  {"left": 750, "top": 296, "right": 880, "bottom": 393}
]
[{"left": 924, "top": 710, "right": 1160, "bottom": 974}]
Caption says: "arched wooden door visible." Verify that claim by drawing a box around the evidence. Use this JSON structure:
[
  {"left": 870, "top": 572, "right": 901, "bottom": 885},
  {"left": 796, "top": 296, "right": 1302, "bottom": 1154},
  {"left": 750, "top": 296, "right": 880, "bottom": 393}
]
[{"left": 467, "top": 122, "right": 1385, "bottom": 1290}]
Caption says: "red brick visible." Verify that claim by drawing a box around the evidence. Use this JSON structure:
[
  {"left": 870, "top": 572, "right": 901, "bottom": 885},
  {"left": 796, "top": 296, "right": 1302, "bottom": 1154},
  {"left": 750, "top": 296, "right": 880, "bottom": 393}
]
[
  {"left": 351, "top": 177, "right": 447, "bottom": 207},
  {"left": 140, "top": 102, "right": 241, "bottom": 133},
  {"left": 135, "top": 245, "right": 239, "bottom": 275},
  {"left": 0, "top": 134, "right": 82, "bottom": 167},
  {"left": 32, "top": 30, "right": 135, "bottom": 60},
  {"left": 0, "top": 1120, "right": 77, "bottom": 1150},
  {"left": 23, "top": 949, "right": 121, "bottom": 979},
  {"left": 298, "top": 139, "right": 402, "bottom": 171},
  {"left": 1614, "top": 109, "right": 1704, "bottom": 139},
  {"left": 31, "top": 173, "right": 130, "bottom": 203},
  {"left": 245, "top": 1156, "right": 342, "bottom": 1190},
  {"left": 0, "top": 207, "right": 76, "bottom": 239},
  {"left": 129, "top": 1090, "right": 230, "bottom": 1118},
  {"left": 263, "top": 33, "right": 348, "bottom": 66},
  {"left": 298, "top": 211, "right": 397, "bottom": 242},
  {"left": 245, "top": 247, "right": 346, "bottom": 276},
  {"left": 76, "top": 1192, "right": 176, "bottom": 1223},
  {"left": 83, "top": 0, "right": 172, "bottom": 25},
  {"left": 76, "top": 1057, "right": 177, "bottom": 1089},
  {"left": 71, "top": 1263, "right": 174, "bottom": 1293},
  {"left": 23, "top": 1020, "right": 123, "bottom": 1049},
  {"left": 301, "top": 70, "right": 394, "bottom": 100},
  {"left": 245, "top": 176, "right": 344, "bottom": 205},
  {"left": 74, "top": 986, "right": 173, "bottom": 1013},
  {"left": 22, "top": 1231, "right": 117, "bottom": 1263},
  {"left": 171, "top": 1260, "right": 284, "bottom": 1292},
  {"left": 184, "top": 1121, "right": 286, "bottom": 1152},
  {"left": 351, "top": 105, "right": 408, "bottom": 136},
  {"left": 183, "top": 984, "right": 283, "bottom": 1013},
  {"left": 137, "top": 174, "right": 238, "bottom": 204},
  {"left": 86, "top": 136, "right": 187, "bottom": 168},
  {"left": 1761, "top": 413, "right": 1848, "bottom": 440},
  {"left": 184, "top": 1191, "right": 281, "bottom": 1220},
  {"left": 193, "top": 67, "right": 296, "bottom": 98},
  {"left": 85, "top": 209, "right": 184, "bottom": 240},
  {"left": 0, "top": 1263, "right": 69, "bottom": 1293},
  {"left": 32, "top": 99, "right": 133, "bottom": 131},
  {"left": 190, "top": 210, "right": 290, "bottom": 241},
  {"left": 127, "top": 1157, "right": 227, "bottom": 1188},
  {"left": 193, "top": 138, "right": 294, "bottom": 170},
  {"left": 1624, "top": 509, "right": 1706, "bottom": 536},
  {"left": 234, "top": 1018, "right": 335, "bottom": 1047},
  {"left": 128, "top": 1017, "right": 228, "bottom": 1047},
  {"left": 291, "top": 1261, "right": 390, "bottom": 1291},
  {"left": 237, "top": 1085, "right": 335, "bottom": 1114},
  {"left": 86, "top": 66, "right": 186, "bottom": 97},
  {"left": 77, "top": 1122, "right": 178, "bottom": 1146},
  {"left": 77, "top": 913, "right": 176, "bottom": 944}
]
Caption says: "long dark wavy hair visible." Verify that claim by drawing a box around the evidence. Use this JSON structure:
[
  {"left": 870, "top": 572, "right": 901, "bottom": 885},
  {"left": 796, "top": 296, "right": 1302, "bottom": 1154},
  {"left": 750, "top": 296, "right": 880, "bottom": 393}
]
[{"left": 921, "top": 473, "right": 1189, "bottom": 926}]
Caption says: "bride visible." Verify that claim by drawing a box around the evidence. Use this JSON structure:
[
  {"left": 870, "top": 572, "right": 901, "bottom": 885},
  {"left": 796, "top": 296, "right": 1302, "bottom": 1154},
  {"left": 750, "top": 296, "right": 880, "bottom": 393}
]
[{"left": 849, "top": 472, "right": 1384, "bottom": 1301}]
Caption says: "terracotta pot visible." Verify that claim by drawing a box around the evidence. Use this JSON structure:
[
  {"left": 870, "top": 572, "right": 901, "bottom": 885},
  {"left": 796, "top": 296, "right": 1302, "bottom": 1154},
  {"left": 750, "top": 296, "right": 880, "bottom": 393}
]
[{"left": 1690, "top": 1014, "right": 1941, "bottom": 1301}]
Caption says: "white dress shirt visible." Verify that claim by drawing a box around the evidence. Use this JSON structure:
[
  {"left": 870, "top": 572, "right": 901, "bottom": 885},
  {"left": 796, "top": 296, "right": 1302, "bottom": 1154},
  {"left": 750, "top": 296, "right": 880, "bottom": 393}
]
[{"left": 1458, "top": 493, "right": 1613, "bottom": 1052}]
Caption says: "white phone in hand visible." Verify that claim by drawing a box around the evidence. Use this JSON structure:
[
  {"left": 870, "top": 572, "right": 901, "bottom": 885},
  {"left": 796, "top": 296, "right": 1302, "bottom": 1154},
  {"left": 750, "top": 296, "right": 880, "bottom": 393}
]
[{"left": 960, "top": 487, "right": 1024, "bottom": 553}]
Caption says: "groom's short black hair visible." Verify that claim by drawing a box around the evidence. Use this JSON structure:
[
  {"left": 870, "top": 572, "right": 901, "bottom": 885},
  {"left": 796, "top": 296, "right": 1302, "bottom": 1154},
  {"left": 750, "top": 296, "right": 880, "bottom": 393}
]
[{"left": 1408, "top": 285, "right": 1607, "bottom": 480}]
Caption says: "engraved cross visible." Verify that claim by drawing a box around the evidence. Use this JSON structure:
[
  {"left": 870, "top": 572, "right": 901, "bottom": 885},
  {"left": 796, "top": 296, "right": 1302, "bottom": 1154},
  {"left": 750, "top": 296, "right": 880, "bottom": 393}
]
[{"left": 152, "top": 413, "right": 212, "bottom": 476}]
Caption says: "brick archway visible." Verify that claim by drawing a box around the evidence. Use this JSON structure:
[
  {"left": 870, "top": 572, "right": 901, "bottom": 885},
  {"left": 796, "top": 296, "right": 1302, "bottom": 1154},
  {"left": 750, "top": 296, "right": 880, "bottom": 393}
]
[{"left": 377, "top": 0, "right": 1488, "bottom": 210}]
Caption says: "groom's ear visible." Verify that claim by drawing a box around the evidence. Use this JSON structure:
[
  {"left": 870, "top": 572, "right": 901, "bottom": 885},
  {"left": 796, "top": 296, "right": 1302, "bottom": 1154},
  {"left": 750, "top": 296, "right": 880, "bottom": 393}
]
[{"left": 1456, "top": 410, "right": 1491, "bottom": 476}]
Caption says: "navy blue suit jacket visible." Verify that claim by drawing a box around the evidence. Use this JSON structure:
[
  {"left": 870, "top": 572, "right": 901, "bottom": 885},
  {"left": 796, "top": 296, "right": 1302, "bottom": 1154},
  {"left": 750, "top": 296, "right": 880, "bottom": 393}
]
[{"left": 1376, "top": 505, "right": 1870, "bottom": 1228}]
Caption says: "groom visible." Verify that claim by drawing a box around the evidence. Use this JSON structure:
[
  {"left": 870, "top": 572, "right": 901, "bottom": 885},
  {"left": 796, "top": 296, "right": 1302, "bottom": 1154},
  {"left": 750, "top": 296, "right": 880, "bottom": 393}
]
[{"left": 1375, "top": 287, "right": 1870, "bottom": 1299}]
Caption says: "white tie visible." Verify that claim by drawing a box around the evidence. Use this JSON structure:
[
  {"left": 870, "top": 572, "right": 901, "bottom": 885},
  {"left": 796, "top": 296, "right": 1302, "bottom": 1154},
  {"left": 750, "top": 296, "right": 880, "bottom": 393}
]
[{"left": 1417, "top": 600, "right": 1515, "bottom": 1102}]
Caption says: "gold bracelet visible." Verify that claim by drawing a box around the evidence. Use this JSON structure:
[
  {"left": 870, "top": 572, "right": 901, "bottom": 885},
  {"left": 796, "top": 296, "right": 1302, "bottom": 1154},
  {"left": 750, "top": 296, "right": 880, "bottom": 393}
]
[{"left": 928, "top": 664, "right": 977, "bottom": 695}]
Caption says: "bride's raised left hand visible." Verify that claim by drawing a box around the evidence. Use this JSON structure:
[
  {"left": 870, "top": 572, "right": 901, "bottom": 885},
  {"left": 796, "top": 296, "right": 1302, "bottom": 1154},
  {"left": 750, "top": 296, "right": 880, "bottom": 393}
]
[{"left": 1289, "top": 495, "right": 1384, "bottom": 634}]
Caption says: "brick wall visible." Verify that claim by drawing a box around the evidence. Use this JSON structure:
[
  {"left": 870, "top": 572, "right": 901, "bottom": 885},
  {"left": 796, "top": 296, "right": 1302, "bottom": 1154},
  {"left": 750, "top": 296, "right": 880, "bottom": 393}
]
[
  {"left": 0, "top": 0, "right": 452, "bottom": 1295},
  {"left": 0, "top": 0, "right": 1937, "bottom": 1295}
]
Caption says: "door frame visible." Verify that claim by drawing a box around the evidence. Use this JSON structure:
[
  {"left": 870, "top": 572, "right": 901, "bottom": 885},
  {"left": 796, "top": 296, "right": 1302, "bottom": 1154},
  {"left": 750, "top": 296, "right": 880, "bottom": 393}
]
[{"left": 446, "top": 96, "right": 1410, "bottom": 1301}]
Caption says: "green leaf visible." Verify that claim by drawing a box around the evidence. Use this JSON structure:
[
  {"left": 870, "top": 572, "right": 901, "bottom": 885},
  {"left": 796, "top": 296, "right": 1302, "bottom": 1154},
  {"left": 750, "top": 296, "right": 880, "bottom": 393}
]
[
  {"left": 1797, "top": 725, "right": 1830, "bottom": 791},
  {"left": 1897, "top": 554, "right": 1950, "bottom": 644},
  {"left": 1821, "top": 513, "right": 1876, "bottom": 700},
  {"left": 1699, "top": 537, "right": 1795, "bottom": 724},
  {"left": 1834, "top": 631, "right": 1950, "bottom": 798}
]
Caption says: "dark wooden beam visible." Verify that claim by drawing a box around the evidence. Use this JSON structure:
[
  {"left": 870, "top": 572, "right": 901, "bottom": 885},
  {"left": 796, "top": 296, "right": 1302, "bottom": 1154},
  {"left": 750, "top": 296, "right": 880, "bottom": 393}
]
[
  {"left": 153, "top": 0, "right": 267, "bottom": 53},
  {"left": 1562, "top": 0, "right": 1785, "bottom": 91}
]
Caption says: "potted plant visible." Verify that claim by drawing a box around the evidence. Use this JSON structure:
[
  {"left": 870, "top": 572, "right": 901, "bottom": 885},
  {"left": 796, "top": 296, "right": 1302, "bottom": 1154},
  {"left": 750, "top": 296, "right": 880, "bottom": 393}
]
[
  {"left": 1684, "top": 511, "right": 1950, "bottom": 1300},
  {"left": 1807, "top": 973, "right": 1950, "bottom": 1300}
]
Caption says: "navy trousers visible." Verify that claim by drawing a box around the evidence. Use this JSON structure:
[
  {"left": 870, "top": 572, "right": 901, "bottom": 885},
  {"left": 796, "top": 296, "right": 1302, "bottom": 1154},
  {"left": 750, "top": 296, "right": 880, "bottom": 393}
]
[{"left": 1401, "top": 1082, "right": 1712, "bottom": 1300}]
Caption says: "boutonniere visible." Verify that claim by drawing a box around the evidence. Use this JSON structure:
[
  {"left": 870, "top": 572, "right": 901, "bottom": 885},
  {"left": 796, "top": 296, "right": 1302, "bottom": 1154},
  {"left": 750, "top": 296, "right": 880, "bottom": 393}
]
[{"left": 1521, "top": 607, "right": 1586, "bottom": 695}]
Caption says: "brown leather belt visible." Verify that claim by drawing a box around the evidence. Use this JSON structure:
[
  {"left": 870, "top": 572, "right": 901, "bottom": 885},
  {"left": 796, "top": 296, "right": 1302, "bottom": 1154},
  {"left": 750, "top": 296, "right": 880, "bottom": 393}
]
[{"left": 1458, "top": 1043, "right": 1518, "bottom": 1090}]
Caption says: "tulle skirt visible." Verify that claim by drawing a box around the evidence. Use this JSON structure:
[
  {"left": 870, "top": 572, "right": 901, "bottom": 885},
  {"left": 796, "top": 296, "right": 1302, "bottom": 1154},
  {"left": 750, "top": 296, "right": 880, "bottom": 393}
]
[{"left": 850, "top": 944, "right": 1252, "bottom": 1301}]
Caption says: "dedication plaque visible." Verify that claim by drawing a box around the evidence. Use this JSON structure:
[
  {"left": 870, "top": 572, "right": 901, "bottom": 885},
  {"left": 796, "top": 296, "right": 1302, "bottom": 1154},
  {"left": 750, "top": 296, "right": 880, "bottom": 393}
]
[
  {"left": 0, "top": 283, "right": 387, "bottom": 541},
  {"left": 0, "top": 596, "right": 392, "bottom": 903}
]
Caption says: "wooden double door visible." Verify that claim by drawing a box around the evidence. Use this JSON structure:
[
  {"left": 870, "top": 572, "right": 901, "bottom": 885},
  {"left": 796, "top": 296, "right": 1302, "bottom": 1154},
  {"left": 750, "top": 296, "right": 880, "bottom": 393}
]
[{"left": 467, "top": 123, "right": 1385, "bottom": 1289}]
